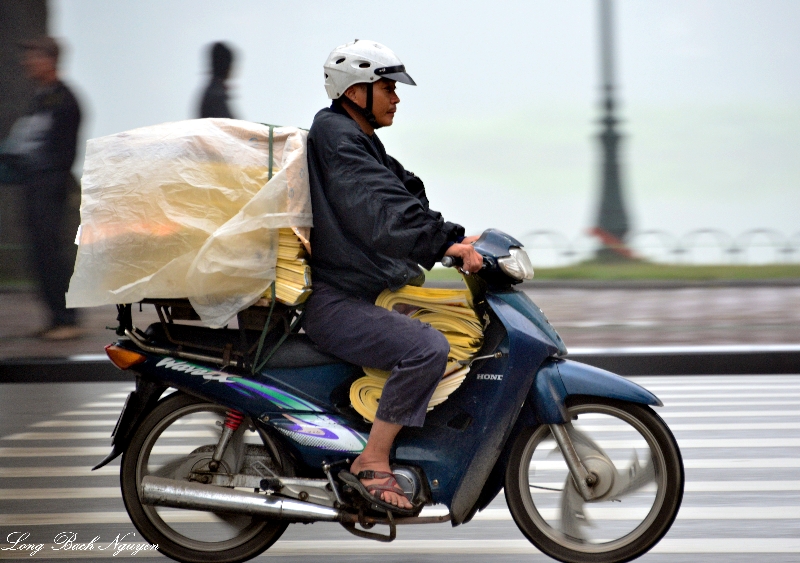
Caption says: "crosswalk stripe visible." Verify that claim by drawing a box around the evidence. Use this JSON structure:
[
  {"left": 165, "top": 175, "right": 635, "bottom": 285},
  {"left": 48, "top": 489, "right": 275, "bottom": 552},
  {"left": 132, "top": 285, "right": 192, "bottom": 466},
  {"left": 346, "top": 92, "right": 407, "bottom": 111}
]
[
  {"left": 0, "top": 446, "right": 195, "bottom": 457},
  {"left": 0, "top": 542, "right": 156, "bottom": 559},
  {"left": 660, "top": 392, "right": 800, "bottom": 399},
  {"left": 579, "top": 422, "right": 800, "bottom": 431},
  {"left": 526, "top": 481, "right": 800, "bottom": 492},
  {"left": 31, "top": 418, "right": 217, "bottom": 428},
  {"left": 0, "top": 466, "right": 118, "bottom": 478},
  {"left": 0, "top": 487, "right": 120, "bottom": 500},
  {"left": 617, "top": 438, "right": 800, "bottom": 448},
  {"left": 684, "top": 458, "right": 800, "bottom": 469},
  {"left": 210, "top": 538, "right": 800, "bottom": 556},
  {"left": 530, "top": 458, "right": 800, "bottom": 470},
  {"left": 644, "top": 384, "right": 800, "bottom": 392},
  {"left": 31, "top": 421, "right": 119, "bottom": 427},
  {"left": 19, "top": 420, "right": 800, "bottom": 433},
  {"left": 660, "top": 410, "right": 800, "bottom": 418},
  {"left": 662, "top": 400, "right": 800, "bottom": 407},
  {"left": 59, "top": 411, "right": 124, "bottom": 416},
  {"left": 3, "top": 506, "right": 799, "bottom": 527},
  {"left": 2, "top": 430, "right": 217, "bottom": 440}
]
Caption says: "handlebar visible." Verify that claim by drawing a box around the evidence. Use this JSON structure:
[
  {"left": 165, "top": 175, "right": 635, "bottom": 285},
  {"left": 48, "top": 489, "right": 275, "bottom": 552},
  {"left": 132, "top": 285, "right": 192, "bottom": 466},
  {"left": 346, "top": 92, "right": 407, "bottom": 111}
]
[
  {"left": 441, "top": 255, "right": 489, "bottom": 270},
  {"left": 440, "top": 255, "right": 460, "bottom": 269}
]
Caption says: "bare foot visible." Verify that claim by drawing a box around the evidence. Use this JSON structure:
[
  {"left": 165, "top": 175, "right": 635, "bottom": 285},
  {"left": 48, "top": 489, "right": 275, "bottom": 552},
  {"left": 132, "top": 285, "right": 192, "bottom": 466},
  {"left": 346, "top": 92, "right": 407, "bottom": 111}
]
[{"left": 350, "top": 455, "right": 412, "bottom": 510}]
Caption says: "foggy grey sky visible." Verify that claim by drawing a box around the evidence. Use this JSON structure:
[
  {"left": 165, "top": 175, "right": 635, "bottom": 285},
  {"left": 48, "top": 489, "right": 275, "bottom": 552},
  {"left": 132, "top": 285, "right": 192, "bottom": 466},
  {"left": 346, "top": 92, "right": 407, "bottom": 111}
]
[{"left": 52, "top": 0, "right": 800, "bottom": 260}]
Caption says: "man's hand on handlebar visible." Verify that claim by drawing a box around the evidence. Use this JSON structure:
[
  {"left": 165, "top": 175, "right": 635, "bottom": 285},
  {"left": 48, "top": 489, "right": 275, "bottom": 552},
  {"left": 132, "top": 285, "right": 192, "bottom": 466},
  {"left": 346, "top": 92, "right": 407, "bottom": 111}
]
[{"left": 444, "top": 240, "right": 483, "bottom": 274}]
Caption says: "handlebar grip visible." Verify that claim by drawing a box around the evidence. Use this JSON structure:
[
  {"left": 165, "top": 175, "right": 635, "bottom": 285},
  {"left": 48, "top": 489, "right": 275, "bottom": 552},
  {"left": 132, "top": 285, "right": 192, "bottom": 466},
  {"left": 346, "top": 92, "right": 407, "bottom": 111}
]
[{"left": 441, "top": 255, "right": 462, "bottom": 268}]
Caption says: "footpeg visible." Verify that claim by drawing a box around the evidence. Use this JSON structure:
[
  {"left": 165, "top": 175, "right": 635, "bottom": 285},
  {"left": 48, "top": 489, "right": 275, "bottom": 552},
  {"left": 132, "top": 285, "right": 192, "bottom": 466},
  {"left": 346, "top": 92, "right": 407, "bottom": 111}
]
[{"left": 341, "top": 509, "right": 396, "bottom": 542}]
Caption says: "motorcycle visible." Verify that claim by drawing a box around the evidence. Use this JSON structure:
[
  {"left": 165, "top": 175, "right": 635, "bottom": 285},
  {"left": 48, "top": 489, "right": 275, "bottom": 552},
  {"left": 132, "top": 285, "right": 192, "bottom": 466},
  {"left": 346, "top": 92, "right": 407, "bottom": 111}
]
[{"left": 96, "top": 228, "right": 684, "bottom": 563}]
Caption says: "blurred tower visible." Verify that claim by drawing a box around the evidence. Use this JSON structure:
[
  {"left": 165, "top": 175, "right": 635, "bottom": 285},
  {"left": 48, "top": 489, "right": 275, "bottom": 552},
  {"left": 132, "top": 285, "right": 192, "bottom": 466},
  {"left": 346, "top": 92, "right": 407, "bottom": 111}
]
[{"left": 592, "top": 0, "right": 633, "bottom": 261}]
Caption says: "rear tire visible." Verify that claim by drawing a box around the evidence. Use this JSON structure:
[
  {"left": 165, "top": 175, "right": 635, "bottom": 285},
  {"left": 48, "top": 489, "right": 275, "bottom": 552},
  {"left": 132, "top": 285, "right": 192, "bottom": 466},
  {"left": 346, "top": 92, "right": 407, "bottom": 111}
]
[
  {"left": 505, "top": 398, "right": 684, "bottom": 563},
  {"left": 121, "top": 392, "right": 289, "bottom": 563}
]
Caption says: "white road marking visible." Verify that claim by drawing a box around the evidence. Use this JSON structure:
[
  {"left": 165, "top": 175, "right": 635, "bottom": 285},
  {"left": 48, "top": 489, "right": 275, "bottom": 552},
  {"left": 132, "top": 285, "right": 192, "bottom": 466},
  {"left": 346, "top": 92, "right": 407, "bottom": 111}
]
[
  {"left": 0, "top": 446, "right": 195, "bottom": 457},
  {"left": 4, "top": 506, "right": 799, "bottom": 527},
  {"left": 0, "top": 487, "right": 120, "bottom": 499},
  {"left": 660, "top": 410, "right": 800, "bottom": 418},
  {"left": 31, "top": 420, "right": 119, "bottom": 427},
  {"left": 616, "top": 438, "right": 800, "bottom": 448},
  {"left": 659, "top": 392, "right": 800, "bottom": 399},
  {"left": 0, "top": 466, "right": 118, "bottom": 477},
  {"left": 684, "top": 458, "right": 800, "bottom": 469},
  {"left": 531, "top": 458, "right": 800, "bottom": 470},
  {"left": 662, "top": 400, "right": 800, "bottom": 407},
  {"left": 254, "top": 538, "right": 800, "bottom": 556},
  {"left": 2, "top": 430, "right": 217, "bottom": 440},
  {"left": 577, "top": 422, "right": 800, "bottom": 431},
  {"left": 59, "top": 411, "right": 123, "bottom": 416},
  {"left": 3, "top": 538, "right": 800, "bottom": 558},
  {"left": 638, "top": 384, "right": 800, "bottom": 392}
]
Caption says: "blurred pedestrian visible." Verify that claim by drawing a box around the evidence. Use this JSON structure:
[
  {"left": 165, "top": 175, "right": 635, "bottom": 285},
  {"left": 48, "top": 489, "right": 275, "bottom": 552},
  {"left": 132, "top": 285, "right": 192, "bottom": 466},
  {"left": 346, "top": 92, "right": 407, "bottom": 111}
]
[
  {"left": 198, "top": 42, "right": 236, "bottom": 118},
  {"left": 2, "top": 36, "right": 82, "bottom": 340}
]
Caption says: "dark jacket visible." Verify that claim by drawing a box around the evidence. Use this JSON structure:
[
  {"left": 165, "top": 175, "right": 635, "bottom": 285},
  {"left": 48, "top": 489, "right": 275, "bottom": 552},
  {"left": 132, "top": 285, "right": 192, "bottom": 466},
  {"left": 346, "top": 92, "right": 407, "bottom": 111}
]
[
  {"left": 4, "top": 81, "right": 80, "bottom": 178},
  {"left": 307, "top": 106, "right": 464, "bottom": 297}
]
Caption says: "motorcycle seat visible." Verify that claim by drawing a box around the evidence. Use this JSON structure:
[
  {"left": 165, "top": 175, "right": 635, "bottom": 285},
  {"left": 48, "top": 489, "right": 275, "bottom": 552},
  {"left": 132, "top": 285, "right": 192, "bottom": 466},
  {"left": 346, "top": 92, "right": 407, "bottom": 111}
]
[{"left": 144, "top": 323, "right": 341, "bottom": 369}]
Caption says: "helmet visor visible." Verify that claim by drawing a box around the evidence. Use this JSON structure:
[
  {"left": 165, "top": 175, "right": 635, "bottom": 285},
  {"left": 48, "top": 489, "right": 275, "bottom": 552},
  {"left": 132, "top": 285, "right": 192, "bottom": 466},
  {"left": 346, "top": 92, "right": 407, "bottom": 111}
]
[{"left": 375, "top": 65, "right": 416, "bottom": 86}]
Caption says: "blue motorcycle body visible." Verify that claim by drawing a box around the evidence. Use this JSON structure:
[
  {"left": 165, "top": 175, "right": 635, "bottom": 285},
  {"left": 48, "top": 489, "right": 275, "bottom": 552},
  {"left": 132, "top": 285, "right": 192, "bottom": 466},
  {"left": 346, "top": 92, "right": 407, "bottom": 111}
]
[{"left": 104, "top": 229, "right": 661, "bottom": 525}]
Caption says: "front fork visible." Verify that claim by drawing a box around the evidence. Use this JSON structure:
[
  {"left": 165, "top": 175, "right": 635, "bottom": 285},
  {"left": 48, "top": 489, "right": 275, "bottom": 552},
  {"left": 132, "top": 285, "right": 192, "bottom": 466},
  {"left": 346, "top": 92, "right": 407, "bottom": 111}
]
[{"left": 549, "top": 423, "right": 598, "bottom": 501}]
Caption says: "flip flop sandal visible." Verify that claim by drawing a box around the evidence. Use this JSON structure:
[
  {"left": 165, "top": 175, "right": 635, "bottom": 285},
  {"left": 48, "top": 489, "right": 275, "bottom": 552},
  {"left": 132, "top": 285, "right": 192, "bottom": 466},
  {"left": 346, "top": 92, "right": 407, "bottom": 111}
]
[{"left": 339, "top": 470, "right": 417, "bottom": 517}]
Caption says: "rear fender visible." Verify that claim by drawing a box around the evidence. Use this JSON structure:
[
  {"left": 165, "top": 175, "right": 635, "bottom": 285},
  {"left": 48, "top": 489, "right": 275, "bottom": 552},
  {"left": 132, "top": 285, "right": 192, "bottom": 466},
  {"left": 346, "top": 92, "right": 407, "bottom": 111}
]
[{"left": 92, "top": 376, "right": 167, "bottom": 470}]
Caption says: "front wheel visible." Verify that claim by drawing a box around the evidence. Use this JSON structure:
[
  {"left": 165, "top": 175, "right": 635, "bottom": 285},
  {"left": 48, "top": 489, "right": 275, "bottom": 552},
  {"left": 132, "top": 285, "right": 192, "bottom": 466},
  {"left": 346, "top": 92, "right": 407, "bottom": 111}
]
[{"left": 505, "top": 398, "right": 684, "bottom": 563}]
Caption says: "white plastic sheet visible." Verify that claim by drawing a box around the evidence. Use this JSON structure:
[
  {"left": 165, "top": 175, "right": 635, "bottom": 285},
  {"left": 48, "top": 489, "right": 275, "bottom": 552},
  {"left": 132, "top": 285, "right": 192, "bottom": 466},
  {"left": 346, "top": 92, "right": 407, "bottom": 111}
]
[{"left": 66, "top": 119, "right": 312, "bottom": 326}]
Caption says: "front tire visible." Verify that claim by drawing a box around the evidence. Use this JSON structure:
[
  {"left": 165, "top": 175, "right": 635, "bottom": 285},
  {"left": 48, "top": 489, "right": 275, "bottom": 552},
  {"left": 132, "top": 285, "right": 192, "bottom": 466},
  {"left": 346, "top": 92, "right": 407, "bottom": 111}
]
[
  {"left": 505, "top": 398, "right": 684, "bottom": 563},
  {"left": 121, "top": 392, "right": 289, "bottom": 563}
]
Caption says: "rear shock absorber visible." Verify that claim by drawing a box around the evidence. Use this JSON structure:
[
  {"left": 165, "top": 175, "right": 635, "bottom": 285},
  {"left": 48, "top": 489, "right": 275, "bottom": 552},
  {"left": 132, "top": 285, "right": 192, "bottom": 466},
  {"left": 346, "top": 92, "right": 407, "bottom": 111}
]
[{"left": 208, "top": 409, "right": 245, "bottom": 472}]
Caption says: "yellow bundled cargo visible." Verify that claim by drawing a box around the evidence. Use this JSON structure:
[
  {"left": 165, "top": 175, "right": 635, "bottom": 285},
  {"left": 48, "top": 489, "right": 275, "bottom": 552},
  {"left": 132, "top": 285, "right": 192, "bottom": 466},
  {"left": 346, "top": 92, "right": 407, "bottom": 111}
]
[
  {"left": 65, "top": 119, "right": 312, "bottom": 326},
  {"left": 350, "top": 285, "right": 484, "bottom": 422}
]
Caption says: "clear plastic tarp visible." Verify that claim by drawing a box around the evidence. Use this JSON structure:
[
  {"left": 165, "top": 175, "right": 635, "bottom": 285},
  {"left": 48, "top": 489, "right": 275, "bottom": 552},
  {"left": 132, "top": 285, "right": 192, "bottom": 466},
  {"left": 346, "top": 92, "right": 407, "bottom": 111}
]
[{"left": 66, "top": 119, "right": 312, "bottom": 326}]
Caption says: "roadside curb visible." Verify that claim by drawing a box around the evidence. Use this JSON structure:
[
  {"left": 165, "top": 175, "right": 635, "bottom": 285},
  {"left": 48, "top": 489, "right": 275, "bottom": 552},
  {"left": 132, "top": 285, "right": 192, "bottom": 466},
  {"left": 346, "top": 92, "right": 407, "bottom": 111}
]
[
  {"left": 2, "top": 346, "right": 799, "bottom": 383},
  {"left": 424, "top": 279, "right": 800, "bottom": 290}
]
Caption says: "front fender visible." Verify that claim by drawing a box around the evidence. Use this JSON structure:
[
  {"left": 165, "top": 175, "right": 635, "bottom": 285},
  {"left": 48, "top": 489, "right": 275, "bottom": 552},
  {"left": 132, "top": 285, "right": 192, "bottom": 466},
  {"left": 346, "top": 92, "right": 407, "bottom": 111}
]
[{"left": 531, "top": 358, "right": 662, "bottom": 425}]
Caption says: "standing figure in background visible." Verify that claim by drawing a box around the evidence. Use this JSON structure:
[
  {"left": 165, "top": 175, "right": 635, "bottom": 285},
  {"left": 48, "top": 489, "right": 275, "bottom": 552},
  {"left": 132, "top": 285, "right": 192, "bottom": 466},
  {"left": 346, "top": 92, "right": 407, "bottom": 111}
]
[
  {"left": 3, "top": 36, "right": 82, "bottom": 340},
  {"left": 198, "top": 42, "right": 236, "bottom": 119}
]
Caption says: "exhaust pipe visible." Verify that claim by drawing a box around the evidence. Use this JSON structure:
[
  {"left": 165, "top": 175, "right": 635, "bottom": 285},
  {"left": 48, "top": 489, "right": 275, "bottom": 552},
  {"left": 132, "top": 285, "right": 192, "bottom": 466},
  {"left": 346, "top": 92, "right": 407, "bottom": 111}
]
[{"left": 140, "top": 476, "right": 340, "bottom": 522}]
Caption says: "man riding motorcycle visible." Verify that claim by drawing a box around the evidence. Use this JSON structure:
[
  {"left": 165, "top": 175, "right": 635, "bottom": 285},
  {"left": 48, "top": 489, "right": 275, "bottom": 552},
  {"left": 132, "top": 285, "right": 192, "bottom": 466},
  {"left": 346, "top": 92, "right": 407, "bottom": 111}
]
[{"left": 302, "top": 39, "right": 482, "bottom": 513}]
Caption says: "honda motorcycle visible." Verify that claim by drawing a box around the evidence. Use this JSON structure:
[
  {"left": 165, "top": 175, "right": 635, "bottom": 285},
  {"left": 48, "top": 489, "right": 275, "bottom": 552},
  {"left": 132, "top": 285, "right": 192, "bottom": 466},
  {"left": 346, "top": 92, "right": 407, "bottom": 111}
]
[{"left": 96, "top": 228, "right": 684, "bottom": 563}]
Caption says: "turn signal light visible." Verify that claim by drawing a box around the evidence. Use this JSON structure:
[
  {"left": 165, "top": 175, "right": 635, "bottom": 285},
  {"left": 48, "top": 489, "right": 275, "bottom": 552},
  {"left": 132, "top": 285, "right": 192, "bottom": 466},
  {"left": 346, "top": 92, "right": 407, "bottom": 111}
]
[{"left": 105, "top": 345, "right": 146, "bottom": 370}]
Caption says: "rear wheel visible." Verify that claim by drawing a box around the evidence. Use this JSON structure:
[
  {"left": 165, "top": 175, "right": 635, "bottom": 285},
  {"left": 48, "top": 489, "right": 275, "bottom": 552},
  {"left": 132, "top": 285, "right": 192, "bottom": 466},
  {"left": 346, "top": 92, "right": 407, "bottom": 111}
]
[
  {"left": 505, "top": 398, "right": 684, "bottom": 563},
  {"left": 121, "top": 392, "right": 290, "bottom": 563}
]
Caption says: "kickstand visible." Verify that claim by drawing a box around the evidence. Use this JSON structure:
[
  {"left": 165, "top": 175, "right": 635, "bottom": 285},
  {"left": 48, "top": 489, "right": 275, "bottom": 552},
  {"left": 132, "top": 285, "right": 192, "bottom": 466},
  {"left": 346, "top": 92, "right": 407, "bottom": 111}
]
[{"left": 340, "top": 509, "right": 396, "bottom": 543}]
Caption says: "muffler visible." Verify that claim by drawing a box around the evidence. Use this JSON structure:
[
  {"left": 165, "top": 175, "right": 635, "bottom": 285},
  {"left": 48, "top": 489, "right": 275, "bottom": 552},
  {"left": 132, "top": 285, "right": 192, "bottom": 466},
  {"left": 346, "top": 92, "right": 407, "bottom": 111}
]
[{"left": 140, "top": 476, "right": 340, "bottom": 522}]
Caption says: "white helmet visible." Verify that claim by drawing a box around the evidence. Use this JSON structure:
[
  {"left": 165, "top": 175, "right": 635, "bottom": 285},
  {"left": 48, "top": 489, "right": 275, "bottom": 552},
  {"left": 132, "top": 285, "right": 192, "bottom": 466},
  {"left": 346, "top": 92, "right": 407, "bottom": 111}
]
[{"left": 323, "top": 39, "right": 416, "bottom": 100}]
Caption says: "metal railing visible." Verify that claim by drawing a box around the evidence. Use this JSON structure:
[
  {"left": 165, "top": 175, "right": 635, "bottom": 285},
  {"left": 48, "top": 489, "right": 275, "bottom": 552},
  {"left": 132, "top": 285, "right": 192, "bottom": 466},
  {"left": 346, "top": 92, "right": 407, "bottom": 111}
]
[{"left": 521, "top": 229, "right": 800, "bottom": 267}]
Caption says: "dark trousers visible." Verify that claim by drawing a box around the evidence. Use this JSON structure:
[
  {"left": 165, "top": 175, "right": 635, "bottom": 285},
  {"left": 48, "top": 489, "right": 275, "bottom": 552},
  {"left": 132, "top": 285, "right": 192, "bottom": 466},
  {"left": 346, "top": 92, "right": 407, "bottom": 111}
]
[
  {"left": 302, "top": 281, "right": 449, "bottom": 427},
  {"left": 23, "top": 171, "right": 78, "bottom": 327}
]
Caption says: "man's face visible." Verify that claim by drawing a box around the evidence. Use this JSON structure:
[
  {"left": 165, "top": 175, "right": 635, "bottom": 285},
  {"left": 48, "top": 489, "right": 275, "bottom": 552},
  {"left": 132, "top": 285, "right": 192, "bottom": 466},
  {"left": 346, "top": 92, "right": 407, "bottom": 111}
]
[
  {"left": 21, "top": 50, "right": 56, "bottom": 83},
  {"left": 349, "top": 79, "right": 400, "bottom": 127}
]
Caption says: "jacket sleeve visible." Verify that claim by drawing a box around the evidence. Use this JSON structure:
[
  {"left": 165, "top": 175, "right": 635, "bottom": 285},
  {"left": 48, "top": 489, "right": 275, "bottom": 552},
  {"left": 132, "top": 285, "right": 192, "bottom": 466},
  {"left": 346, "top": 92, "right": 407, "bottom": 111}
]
[{"left": 326, "top": 137, "right": 463, "bottom": 269}]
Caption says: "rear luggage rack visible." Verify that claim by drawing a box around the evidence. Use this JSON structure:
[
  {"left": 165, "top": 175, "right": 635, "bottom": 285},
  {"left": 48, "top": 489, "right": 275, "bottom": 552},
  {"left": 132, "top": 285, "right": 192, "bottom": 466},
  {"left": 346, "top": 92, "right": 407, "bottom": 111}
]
[{"left": 115, "top": 296, "right": 304, "bottom": 372}]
